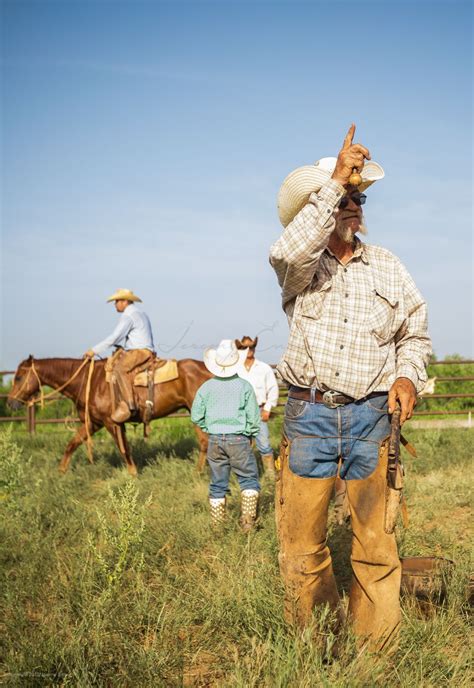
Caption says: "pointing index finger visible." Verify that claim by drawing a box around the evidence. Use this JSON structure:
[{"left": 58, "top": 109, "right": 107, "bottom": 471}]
[{"left": 342, "top": 123, "right": 356, "bottom": 149}]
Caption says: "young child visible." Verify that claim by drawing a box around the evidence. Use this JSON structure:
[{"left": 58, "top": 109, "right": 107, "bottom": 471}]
[{"left": 191, "top": 339, "right": 261, "bottom": 531}]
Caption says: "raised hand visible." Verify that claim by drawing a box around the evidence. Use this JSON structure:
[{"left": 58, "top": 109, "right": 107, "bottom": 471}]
[{"left": 332, "top": 124, "right": 371, "bottom": 186}]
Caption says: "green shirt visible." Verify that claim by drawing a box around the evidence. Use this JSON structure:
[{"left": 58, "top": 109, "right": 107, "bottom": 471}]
[{"left": 191, "top": 374, "right": 261, "bottom": 437}]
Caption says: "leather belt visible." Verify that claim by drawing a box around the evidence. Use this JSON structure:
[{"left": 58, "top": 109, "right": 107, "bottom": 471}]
[{"left": 288, "top": 386, "right": 386, "bottom": 409}]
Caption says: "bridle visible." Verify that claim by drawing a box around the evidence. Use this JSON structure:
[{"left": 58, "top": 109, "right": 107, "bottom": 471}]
[
  {"left": 10, "top": 356, "right": 96, "bottom": 463},
  {"left": 11, "top": 357, "right": 91, "bottom": 408}
]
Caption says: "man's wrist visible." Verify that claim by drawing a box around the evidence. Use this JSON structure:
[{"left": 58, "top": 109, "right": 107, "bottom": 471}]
[
  {"left": 331, "top": 173, "right": 347, "bottom": 186},
  {"left": 395, "top": 367, "right": 418, "bottom": 391}
]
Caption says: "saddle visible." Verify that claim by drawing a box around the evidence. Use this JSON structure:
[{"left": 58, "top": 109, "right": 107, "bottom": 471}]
[
  {"left": 105, "top": 352, "right": 179, "bottom": 436},
  {"left": 104, "top": 352, "right": 178, "bottom": 385},
  {"left": 133, "top": 359, "right": 179, "bottom": 386}
]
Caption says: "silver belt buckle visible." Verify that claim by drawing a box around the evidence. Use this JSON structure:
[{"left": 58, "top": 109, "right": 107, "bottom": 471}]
[{"left": 322, "top": 390, "right": 342, "bottom": 409}]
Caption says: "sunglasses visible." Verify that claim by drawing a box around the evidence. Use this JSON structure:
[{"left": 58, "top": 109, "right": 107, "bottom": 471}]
[{"left": 338, "top": 192, "right": 367, "bottom": 209}]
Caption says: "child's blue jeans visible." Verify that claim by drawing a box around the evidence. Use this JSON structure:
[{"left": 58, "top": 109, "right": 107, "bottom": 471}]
[{"left": 207, "top": 433, "right": 260, "bottom": 498}]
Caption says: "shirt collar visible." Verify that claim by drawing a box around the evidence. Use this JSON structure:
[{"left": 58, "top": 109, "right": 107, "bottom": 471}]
[
  {"left": 325, "top": 236, "right": 369, "bottom": 265},
  {"left": 354, "top": 238, "right": 370, "bottom": 264},
  {"left": 124, "top": 303, "right": 136, "bottom": 314},
  {"left": 242, "top": 358, "right": 262, "bottom": 370}
]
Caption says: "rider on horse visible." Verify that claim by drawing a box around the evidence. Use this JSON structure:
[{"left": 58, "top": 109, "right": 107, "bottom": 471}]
[{"left": 84, "top": 288, "right": 155, "bottom": 423}]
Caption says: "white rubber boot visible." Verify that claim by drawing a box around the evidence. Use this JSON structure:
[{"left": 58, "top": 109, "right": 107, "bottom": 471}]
[
  {"left": 240, "top": 489, "right": 259, "bottom": 533},
  {"left": 209, "top": 497, "right": 226, "bottom": 528}
]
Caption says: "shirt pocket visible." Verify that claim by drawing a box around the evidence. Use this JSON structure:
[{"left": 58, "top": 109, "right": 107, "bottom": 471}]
[
  {"left": 299, "top": 278, "right": 332, "bottom": 321},
  {"left": 367, "top": 288, "right": 399, "bottom": 345}
]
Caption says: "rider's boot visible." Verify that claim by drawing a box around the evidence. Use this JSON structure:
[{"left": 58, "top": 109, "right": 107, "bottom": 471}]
[
  {"left": 111, "top": 370, "right": 135, "bottom": 423},
  {"left": 111, "top": 401, "right": 131, "bottom": 423}
]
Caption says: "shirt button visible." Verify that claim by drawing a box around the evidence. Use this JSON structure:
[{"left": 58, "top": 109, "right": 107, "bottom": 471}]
[
  {"left": 345, "top": 293, "right": 349, "bottom": 298},
  {"left": 335, "top": 372, "right": 340, "bottom": 377},
  {"left": 340, "top": 345, "right": 344, "bottom": 349},
  {"left": 344, "top": 318, "right": 348, "bottom": 323}
]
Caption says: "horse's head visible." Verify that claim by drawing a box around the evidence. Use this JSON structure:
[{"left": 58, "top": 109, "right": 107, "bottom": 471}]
[{"left": 7, "top": 355, "right": 40, "bottom": 410}]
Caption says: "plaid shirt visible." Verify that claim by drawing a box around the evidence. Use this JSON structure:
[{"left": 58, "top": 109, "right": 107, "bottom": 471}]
[{"left": 269, "top": 179, "right": 432, "bottom": 398}]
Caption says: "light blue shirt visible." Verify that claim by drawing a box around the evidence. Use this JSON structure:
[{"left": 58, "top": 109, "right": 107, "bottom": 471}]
[
  {"left": 92, "top": 304, "right": 155, "bottom": 357},
  {"left": 191, "top": 375, "right": 261, "bottom": 437}
]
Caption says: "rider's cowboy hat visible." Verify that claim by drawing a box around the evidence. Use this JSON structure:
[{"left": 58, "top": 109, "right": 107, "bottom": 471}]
[
  {"left": 204, "top": 339, "right": 248, "bottom": 378},
  {"left": 235, "top": 335, "right": 258, "bottom": 350},
  {"left": 106, "top": 288, "right": 142, "bottom": 303},
  {"left": 278, "top": 156, "right": 385, "bottom": 227}
]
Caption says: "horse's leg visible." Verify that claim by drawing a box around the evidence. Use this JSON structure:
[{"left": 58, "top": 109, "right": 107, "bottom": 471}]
[
  {"left": 59, "top": 422, "right": 100, "bottom": 474},
  {"left": 194, "top": 426, "right": 208, "bottom": 473},
  {"left": 104, "top": 420, "right": 138, "bottom": 477}
]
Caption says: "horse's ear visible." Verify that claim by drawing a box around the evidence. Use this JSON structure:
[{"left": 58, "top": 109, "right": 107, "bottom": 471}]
[{"left": 27, "top": 354, "right": 33, "bottom": 361}]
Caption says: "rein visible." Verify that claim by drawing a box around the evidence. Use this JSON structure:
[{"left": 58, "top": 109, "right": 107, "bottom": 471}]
[
  {"left": 12, "top": 357, "right": 95, "bottom": 462},
  {"left": 84, "top": 358, "right": 95, "bottom": 463},
  {"left": 10, "top": 358, "right": 91, "bottom": 408}
]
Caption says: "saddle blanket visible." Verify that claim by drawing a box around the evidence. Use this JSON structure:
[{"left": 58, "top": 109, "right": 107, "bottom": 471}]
[{"left": 133, "top": 359, "right": 179, "bottom": 386}]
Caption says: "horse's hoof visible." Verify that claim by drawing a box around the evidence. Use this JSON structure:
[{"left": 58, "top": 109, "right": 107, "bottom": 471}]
[{"left": 127, "top": 465, "right": 138, "bottom": 477}]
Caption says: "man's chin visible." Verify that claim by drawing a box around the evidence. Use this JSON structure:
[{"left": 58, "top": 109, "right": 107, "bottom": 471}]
[{"left": 336, "top": 222, "right": 368, "bottom": 243}]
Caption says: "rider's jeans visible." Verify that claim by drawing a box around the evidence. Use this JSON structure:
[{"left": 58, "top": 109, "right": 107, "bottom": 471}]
[
  {"left": 207, "top": 434, "right": 260, "bottom": 498},
  {"left": 276, "top": 394, "right": 401, "bottom": 651}
]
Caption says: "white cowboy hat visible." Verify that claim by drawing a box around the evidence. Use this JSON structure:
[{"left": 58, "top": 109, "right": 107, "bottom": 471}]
[
  {"left": 277, "top": 156, "right": 385, "bottom": 227},
  {"left": 204, "top": 339, "right": 248, "bottom": 378},
  {"left": 106, "top": 288, "right": 142, "bottom": 303}
]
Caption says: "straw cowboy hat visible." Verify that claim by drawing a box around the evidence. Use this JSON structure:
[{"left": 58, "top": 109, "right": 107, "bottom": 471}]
[
  {"left": 106, "top": 288, "right": 142, "bottom": 303},
  {"left": 204, "top": 339, "right": 248, "bottom": 378},
  {"left": 235, "top": 335, "right": 258, "bottom": 350},
  {"left": 277, "top": 156, "right": 385, "bottom": 227}
]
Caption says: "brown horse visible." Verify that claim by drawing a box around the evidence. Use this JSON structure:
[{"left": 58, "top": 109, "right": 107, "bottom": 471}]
[{"left": 8, "top": 356, "right": 212, "bottom": 475}]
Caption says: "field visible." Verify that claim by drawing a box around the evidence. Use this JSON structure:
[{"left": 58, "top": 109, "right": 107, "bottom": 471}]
[{"left": 0, "top": 418, "right": 472, "bottom": 687}]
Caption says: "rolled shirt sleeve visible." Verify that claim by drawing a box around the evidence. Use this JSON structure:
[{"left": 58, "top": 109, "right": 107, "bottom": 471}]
[{"left": 269, "top": 179, "right": 345, "bottom": 305}]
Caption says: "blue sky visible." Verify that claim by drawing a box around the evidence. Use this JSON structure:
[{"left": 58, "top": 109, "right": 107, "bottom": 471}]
[{"left": 1, "top": 0, "right": 472, "bottom": 369}]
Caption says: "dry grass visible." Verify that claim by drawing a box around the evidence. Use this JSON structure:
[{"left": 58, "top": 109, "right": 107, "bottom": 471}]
[{"left": 0, "top": 421, "right": 472, "bottom": 687}]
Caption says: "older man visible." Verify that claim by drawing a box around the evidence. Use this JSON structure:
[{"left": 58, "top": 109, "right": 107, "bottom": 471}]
[
  {"left": 269, "top": 125, "right": 432, "bottom": 651},
  {"left": 84, "top": 288, "right": 155, "bottom": 423}
]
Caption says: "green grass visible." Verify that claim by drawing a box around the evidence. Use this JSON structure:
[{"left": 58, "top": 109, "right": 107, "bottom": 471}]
[{"left": 0, "top": 421, "right": 472, "bottom": 687}]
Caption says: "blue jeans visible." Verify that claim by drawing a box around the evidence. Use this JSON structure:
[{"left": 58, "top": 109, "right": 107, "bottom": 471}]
[
  {"left": 207, "top": 434, "right": 260, "bottom": 498},
  {"left": 284, "top": 393, "right": 390, "bottom": 480},
  {"left": 255, "top": 420, "right": 273, "bottom": 455},
  {"left": 277, "top": 392, "right": 401, "bottom": 648}
]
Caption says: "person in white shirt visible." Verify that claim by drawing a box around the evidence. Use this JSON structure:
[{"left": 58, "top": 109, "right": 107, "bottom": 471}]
[{"left": 236, "top": 335, "right": 279, "bottom": 476}]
